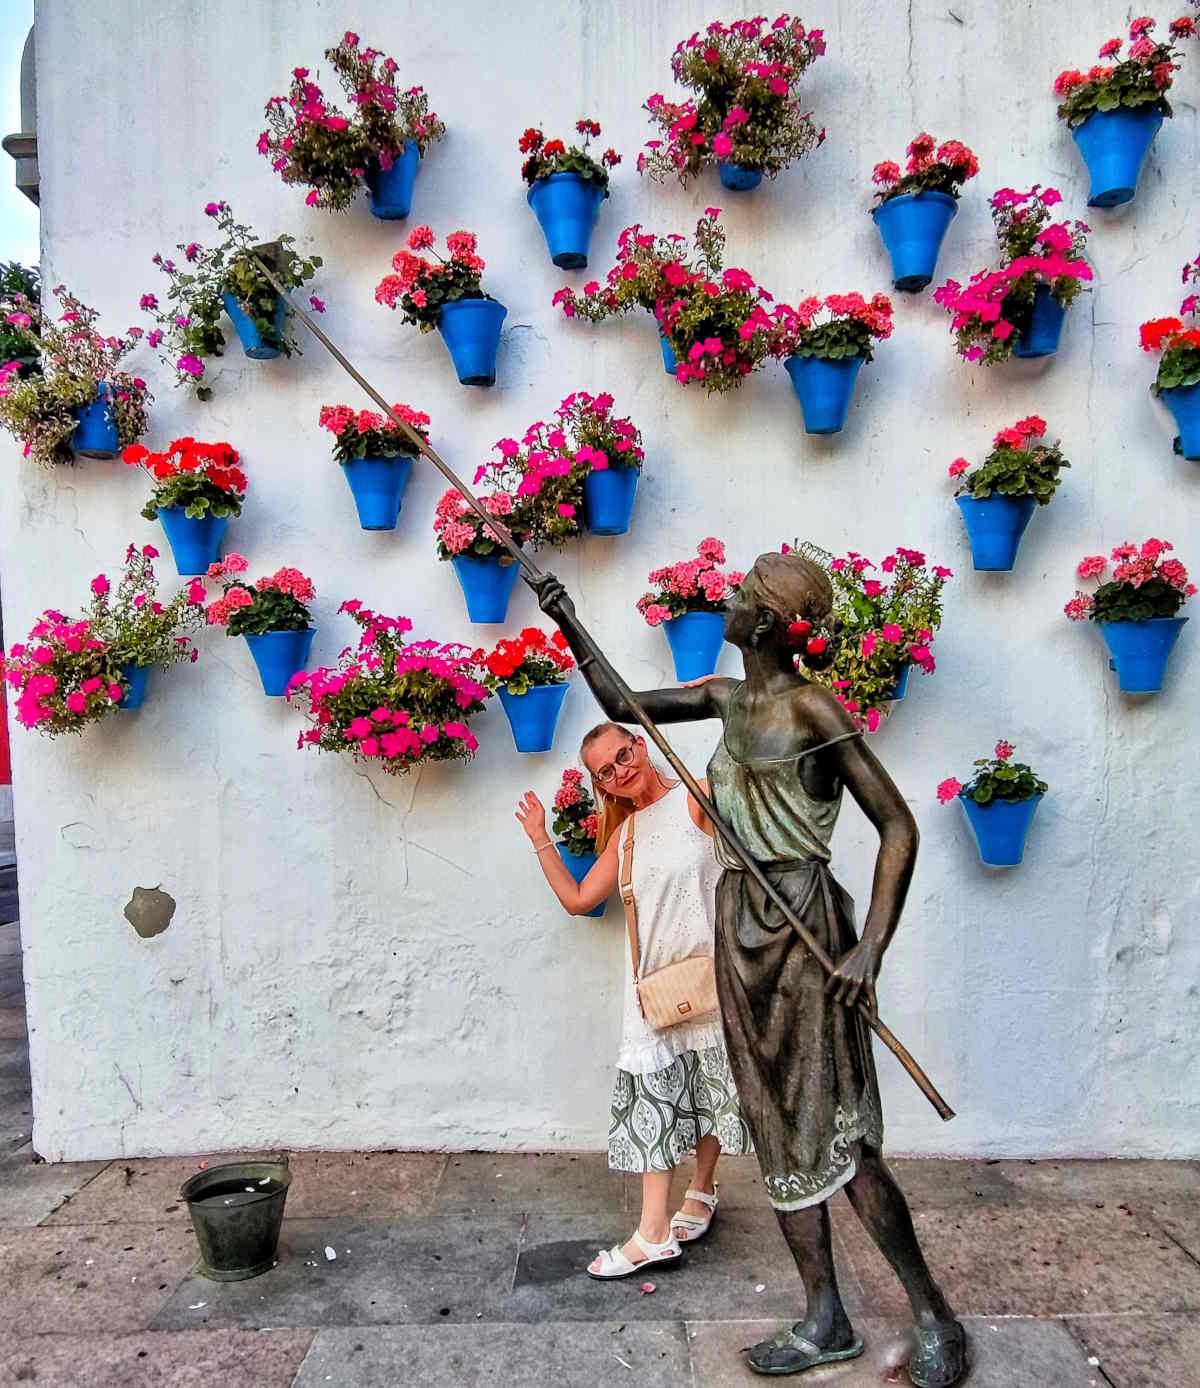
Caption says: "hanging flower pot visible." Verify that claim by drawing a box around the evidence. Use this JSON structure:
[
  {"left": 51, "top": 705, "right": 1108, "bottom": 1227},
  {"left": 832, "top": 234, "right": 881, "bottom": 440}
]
[
  {"left": 342, "top": 456, "right": 415, "bottom": 530},
  {"left": 484, "top": 628, "right": 575, "bottom": 753},
  {"left": 1140, "top": 268, "right": 1200, "bottom": 459},
  {"left": 938, "top": 740, "right": 1047, "bottom": 868},
  {"left": 1099, "top": 617, "right": 1188, "bottom": 693},
  {"left": 886, "top": 663, "right": 911, "bottom": 701},
  {"left": 158, "top": 508, "right": 230, "bottom": 576},
  {"left": 1011, "top": 285, "right": 1065, "bottom": 360},
  {"left": 784, "top": 355, "right": 865, "bottom": 435},
  {"left": 718, "top": 161, "right": 763, "bottom": 191},
  {"left": 1157, "top": 381, "right": 1200, "bottom": 459},
  {"left": 71, "top": 383, "right": 120, "bottom": 459},
  {"left": 438, "top": 299, "right": 507, "bottom": 387},
  {"left": 1070, "top": 107, "right": 1163, "bottom": 209},
  {"left": 960, "top": 794, "right": 1043, "bottom": 867},
  {"left": 663, "top": 612, "right": 727, "bottom": 682},
  {"left": 497, "top": 683, "right": 569, "bottom": 753},
  {"left": 451, "top": 554, "right": 521, "bottom": 624},
  {"left": 956, "top": 496, "right": 1038, "bottom": 572},
  {"left": 117, "top": 662, "right": 151, "bottom": 711},
  {"left": 583, "top": 468, "right": 639, "bottom": 536},
  {"left": 659, "top": 333, "right": 677, "bottom": 376},
  {"left": 365, "top": 141, "right": 421, "bottom": 220},
  {"left": 871, "top": 192, "right": 958, "bottom": 293},
  {"left": 527, "top": 174, "right": 607, "bottom": 270},
  {"left": 556, "top": 843, "right": 605, "bottom": 917},
  {"left": 221, "top": 291, "right": 287, "bottom": 360},
  {"left": 1065, "top": 538, "right": 1194, "bottom": 694},
  {"left": 244, "top": 628, "right": 317, "bottom": 697}
]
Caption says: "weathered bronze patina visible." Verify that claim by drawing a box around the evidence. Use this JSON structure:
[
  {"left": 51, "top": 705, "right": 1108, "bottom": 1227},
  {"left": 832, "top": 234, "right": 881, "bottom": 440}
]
[{"left": 535, "top": 554, "right": 966, "bottom": 1386}]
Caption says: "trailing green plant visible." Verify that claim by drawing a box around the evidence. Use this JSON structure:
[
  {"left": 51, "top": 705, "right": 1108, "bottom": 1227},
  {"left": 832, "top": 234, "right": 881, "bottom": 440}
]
[
  {"left": 938, "top": 740, "right": 1047, "bottom": 807},
  {"left": 1140, "top": 251, "right": 1200, "bottom": 396},
  {"left": 141, "top": 201, "right": 324, "bottom": 400},
  {"left": 0, "top": 261, "right": 41, "bottom": 377},
  {"left": 948, "top": 416, "right": 1069, "bottom": 504},
  {"left": 1053, "top": 16, "right": 1196, "bottom": 127},
  {"left": 0, "top": 287, "right": 151, "bottom": 467}
]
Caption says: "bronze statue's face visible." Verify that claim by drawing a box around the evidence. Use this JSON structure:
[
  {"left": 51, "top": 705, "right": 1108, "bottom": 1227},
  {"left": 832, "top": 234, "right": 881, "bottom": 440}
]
[
  {"left": 582, "top": 729, "right": 652, "bottom": 800},
  {"left": 723, "top": 571, "right": 766, "bottom": 648}
]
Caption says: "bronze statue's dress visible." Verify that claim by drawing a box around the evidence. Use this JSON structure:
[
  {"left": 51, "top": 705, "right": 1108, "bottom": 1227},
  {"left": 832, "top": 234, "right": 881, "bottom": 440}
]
[{"left": 707, "top": 730, "right": 884, "bottom": 1210}]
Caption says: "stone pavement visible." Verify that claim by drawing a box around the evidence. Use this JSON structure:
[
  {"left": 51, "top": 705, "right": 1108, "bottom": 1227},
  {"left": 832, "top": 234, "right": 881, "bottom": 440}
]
[{"left": 0, "top": 916, "right": 1197, "bottom": 1387}]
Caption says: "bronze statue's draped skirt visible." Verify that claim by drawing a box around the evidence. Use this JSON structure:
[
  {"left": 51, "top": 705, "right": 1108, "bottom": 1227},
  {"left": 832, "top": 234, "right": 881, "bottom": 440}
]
[{"left": 714, "top": 859, "right": 884, "bottom": 1210}]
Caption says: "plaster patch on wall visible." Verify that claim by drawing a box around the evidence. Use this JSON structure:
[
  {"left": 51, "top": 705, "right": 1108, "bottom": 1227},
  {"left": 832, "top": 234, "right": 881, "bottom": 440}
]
[{"left": 123, "top": 886, "right": 176, "bottom": 939}]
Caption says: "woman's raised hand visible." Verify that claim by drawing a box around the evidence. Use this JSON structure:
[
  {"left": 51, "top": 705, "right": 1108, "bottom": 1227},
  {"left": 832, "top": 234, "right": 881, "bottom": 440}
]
[{"left": 514, "top": 791, "right": 549, "bottom": 844}]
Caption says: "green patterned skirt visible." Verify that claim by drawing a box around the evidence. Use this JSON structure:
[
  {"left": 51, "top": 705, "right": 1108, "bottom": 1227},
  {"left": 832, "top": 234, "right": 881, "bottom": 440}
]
[{"left": 607, "top": 1044, "right": 755, "bottom": 1173}]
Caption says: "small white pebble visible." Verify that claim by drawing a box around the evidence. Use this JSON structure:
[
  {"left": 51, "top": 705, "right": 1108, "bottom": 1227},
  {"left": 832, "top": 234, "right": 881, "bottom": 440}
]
[
  {"left": 84, "top": 1259, "right": 94, "bottom": 1266},
  {"left": 1088, "top": 1358, "right": 1100, "bottom": 1367},
  {"left": 188, "top": 1302, "right": 206, "bottom": 1310},
  {"left": 324, "top": 1246, "right": 337, "bottom": 1261},
  {"left": 755, "top": 1283, "right": 766, "bottom": 1293}
]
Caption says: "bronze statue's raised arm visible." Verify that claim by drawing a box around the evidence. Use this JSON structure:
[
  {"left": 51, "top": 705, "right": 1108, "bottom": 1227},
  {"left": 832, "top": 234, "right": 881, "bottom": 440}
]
[{"left": 534, "top": 573, "right": 729, "bottom": 725}]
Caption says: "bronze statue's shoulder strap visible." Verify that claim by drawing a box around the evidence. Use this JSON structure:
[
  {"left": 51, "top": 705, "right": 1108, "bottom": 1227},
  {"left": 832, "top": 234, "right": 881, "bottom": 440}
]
[
  {"left": 795, "top": 730, "right": 863, "bottom": 762},
  {"left": 619, "top": 814, "right": 640, "bottom": 984}
]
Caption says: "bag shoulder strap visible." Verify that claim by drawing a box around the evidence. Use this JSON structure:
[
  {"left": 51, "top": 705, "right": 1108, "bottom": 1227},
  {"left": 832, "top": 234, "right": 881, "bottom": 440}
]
[{"left": 619, "top": 814, "right": 639, "bottom": 982}]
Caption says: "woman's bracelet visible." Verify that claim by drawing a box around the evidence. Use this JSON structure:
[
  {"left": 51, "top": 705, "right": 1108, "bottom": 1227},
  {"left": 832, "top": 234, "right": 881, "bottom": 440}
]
[{"left": 533, "top": 841, "right": 554, "bottom": 854}]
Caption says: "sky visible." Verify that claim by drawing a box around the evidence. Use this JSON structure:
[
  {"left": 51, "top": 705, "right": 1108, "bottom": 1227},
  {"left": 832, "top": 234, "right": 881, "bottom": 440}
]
[{"left": 0, "top": 0, "right": 38, "bottom": 268}]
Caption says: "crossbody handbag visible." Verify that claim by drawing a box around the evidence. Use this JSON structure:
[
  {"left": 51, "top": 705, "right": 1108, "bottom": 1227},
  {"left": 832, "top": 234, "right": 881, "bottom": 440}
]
[{"left": 619, "top": 812, "right": 719, "bottom": 1030}]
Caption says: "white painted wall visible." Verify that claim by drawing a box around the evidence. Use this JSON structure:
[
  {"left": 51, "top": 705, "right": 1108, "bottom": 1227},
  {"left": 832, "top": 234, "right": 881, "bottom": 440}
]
[{"left": 7, "top": 0, "right": 1198, "bottom": 1161}]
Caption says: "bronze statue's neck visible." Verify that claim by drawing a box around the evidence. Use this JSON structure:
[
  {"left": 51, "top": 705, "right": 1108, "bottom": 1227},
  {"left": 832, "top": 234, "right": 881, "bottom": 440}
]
[{"left": 739, "top": 641, "right": 805, "bottom": 691}]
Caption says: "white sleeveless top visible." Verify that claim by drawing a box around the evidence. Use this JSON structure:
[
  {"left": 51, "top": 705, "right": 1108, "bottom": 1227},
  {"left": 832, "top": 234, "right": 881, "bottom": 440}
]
[{"left": 616, "top": 785, "right": 726, "bottom": 1075}]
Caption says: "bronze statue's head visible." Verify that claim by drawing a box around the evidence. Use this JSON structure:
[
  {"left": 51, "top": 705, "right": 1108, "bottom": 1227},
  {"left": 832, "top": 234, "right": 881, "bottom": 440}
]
[{"left": 725, "top": 551, "right": 834, "bottom": 658}]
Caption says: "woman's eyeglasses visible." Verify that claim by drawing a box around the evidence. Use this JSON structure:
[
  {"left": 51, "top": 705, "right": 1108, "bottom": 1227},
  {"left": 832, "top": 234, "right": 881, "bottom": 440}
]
[{"left": 593, "top": 744, "right": 636, "bottom": 784}]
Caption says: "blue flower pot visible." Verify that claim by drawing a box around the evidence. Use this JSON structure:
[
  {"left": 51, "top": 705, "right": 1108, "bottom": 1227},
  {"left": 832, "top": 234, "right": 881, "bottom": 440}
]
[
  {"left": 718, "top": 161, "right": 763, "bottom": 191},
  {"left": 583, "top": 468, "right": 639, "bottom": 536},
  {"left": 365, "top": 141, "right": 420, "bottom": 220},
  {"left": 1159, "top": 381, "right": 1200, "bottom": 460},
  {"left": 341, "top": 455, "right": 416, "bottom": 530},
  {"left": 438, "top": 298, "right": 507, "bottom": 386},
  {"left": 660, "top": 333, "right": 677, "bottom": 376},
  {"left": 1070, "top": 107, "right": 1163, "bottom": 209},
  {"left": 497, "top": 682, "right": 568, "bottom": 753},
  {"left": 871, "top": 191, "right": 958, "bottom": 293},
  {"left": 555, "top": 842, "right": 605, "bottom": 917},
  {"left": 1012, "top": 285, "right": 1065, "bottom": 360},
  {"left": 959, "top": 793, "right": 1042, "bottom": 867},
  {"left": 118, "top": 662, "right": 150, "bottom": 711},
  {"left": 71, "top": 384, "right": 119, "bottom": 459},
  {"left": 244, "top": 628, "right": 316, "bottom": 697},
  {"left": 157, "top": 507, "right": 229, "bottom": 575},
  {"left": 887, "top": 664, "right": 911, "bottom": 701},
  {"left": 784, "top": 355, "right": 865, "bottom": 435},
  {"left": 222, "top": 291, "right": 287, "bottom": 360},
  {"left": 1098, "top": 616, "right": 1187, "bottom": 694},
  {"left": 450, "top": 554, "right": 520, "bottom": 624},
  {"left": 527, "top": 173, "right": 607, "bottom": 270},
  {"left": 956, "top": 495, "right": 1038, "bottom": 572},
  {"left": 663, "top": 611, "right": 726, "bottom": 682}
]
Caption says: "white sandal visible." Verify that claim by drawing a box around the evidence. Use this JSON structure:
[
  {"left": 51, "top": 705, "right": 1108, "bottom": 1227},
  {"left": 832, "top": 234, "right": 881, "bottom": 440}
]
[
  {"left": 670, "top": 1188, "right": 718, "bottom": 1243},
  {"left": 586, "top": 1228, "right": 683, "bottom": 1280}
]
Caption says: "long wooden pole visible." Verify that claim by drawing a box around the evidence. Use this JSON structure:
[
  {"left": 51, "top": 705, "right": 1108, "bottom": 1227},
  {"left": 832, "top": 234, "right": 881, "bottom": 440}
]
[{"left": 253, "top": 259, "right": 956, "bottom": 1122}]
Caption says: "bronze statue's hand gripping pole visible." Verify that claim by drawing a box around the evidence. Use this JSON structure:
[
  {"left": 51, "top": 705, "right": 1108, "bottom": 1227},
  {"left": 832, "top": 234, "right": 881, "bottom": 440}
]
[{"left": 253, "top": 261, "right": 956, "bottom": 1122}]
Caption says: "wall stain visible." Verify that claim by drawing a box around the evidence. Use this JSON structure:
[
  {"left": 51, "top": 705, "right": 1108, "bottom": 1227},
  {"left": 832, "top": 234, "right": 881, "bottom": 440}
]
[{"left": 123, "top": 886, "right": 176, "bottom": 939}]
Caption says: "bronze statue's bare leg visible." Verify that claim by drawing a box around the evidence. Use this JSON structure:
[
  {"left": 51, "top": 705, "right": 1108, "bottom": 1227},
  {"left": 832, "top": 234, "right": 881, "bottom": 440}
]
[{"left": 843, "top": 1143, "right": 966, "bottom": 1386}]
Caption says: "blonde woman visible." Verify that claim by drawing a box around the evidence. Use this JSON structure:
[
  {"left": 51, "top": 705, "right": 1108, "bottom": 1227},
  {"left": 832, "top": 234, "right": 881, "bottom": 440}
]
[{"left": 515, "top": 721, "right": 753, "bottom": 1280}]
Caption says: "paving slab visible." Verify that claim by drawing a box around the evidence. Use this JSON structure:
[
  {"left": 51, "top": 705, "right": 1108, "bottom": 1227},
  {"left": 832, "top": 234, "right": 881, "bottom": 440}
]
[
  {"left": 1064, "top": 1311, "right": 1200, "bottom": 1388},
  {"left": 0, "top": 1221, "right": 201, "bottom": 1334},
  {"left": 994, "top": 1157, "right": 1200, "bottom": 1207},
  {"left": 0, "top": 1084, "right": 32, "bottom": 1157},
  {"left": 0, "top": 1328, "right": 314, "bottom": 1388},
  {"left": 152, "top": 1214, "right": 524, "bottom": 1330},
  {"left": 685, "top": 1314, "right": 1103, "bottom": 1387},
  {"left": 503, "top": 1206, "right": 855, "bottom": 1323},
  {"left": 434, "top": 1150, "right": 626, "bottom": 1216},
  {"left": 0, "top": 1035, "right": 30, "bottom": 1081},
  {"left": 0, "top": 1143, "right": 109, "bottom": 1227},
  {"left": 885, "top": 1157, "right": 1020, "bottom": 1208},
  {"left": 44, "top": 1149, "right": 447, "bottom": 1226},
  {"left": 293, "top": 1321, "right": 692, "bottom": 1387},
  {"left": 832, "top": 1201, "right": 1200, "bottom": 1318}
]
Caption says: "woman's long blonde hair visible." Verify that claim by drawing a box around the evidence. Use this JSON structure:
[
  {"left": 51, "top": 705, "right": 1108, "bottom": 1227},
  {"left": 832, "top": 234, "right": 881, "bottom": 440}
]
[{"left": 580, "top": 722, "right": 674, "bottom": 852}]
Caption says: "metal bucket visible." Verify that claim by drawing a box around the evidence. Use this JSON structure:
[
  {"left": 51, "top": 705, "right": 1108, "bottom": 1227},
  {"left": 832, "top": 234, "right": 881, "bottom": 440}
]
[{"left": 180, "top": 1156, "right": 292, "bottom": 1281}]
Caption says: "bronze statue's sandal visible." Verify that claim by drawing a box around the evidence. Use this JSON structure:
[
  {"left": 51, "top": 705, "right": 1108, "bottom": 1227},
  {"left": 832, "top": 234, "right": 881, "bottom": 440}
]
[
  {"left": 907, "top": 1320, "right": 967, "bottom": 1388},
  {"left": 746, "top": 1327, "right": 865, "bottom": 1376}
]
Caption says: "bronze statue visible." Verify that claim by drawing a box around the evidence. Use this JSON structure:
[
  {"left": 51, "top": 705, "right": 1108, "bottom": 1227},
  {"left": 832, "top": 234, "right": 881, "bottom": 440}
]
[{"left": 536, "top": 551, "right": 966, "bottom": 1386}]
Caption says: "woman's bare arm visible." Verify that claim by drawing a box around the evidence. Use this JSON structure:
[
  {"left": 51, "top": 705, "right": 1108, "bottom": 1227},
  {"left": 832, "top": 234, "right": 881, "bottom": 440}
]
[{"left": 514, "top": 791, "right": 621, "bottom": 915}]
